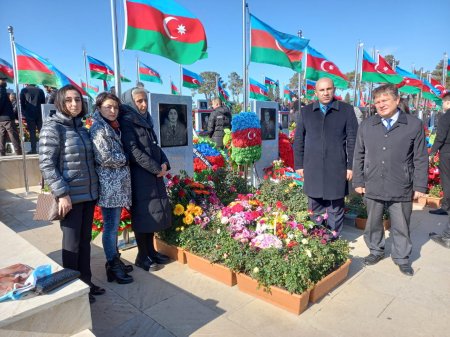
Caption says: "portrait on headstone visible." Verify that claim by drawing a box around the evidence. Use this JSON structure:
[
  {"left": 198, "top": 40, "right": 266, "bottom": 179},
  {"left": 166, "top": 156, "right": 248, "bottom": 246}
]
[
  {"left": 281, "top": 114, "right": 289, "bottom": 129},
  {"left": 201, "top": 112, "right": 210, "bottom": 130},
  {"left": 260, "top": 108, "right": 276, "bottom": 140},
  {"left": 199, "top": 101, "right": 208, "bottom": 110},
  {"left": 159, "top": 103, "right": 188, "bottom": 147}
]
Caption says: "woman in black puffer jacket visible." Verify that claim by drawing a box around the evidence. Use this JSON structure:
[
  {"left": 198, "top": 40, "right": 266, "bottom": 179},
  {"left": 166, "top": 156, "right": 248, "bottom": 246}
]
[{"left": 39, "top": 84, "right": 102, "bottom": 304}]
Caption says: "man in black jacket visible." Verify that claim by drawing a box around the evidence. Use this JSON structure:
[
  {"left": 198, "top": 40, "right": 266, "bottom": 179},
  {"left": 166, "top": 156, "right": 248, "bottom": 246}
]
[
  {"left": 20, "top": 84, "right": 45, "bottom": 154},
  {"left": 353, "top": 84, "right": 428, "bottom": 276},
  {"left": 207, "top": 97, "right": 231, "bottom": 148},
  {"left": 0, "top": 77, "right": 21, "bottom": 156},
  {"left": 294, "top": 77, "right": 358, "bottom": 237},
  {"left": 429, "top": 92, "right": 450, "bottom": 247}
]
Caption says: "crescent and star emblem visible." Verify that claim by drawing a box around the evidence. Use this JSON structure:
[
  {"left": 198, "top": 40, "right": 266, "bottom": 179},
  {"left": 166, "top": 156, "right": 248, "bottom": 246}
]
[
  {"left": 320, "top": 60, "right": 332, "bottom": 72},
  {"left": 275, "top": 40, "right": 284, "bottom": 52},
  {"left": 247, "top": 131, "right": 256, "bottom": 140},
  {"left": 192, "top": 78, "right": 198, "bottom": 85},
  {"left": 163, "top": 16, "right": 180, "bottom": 39}
]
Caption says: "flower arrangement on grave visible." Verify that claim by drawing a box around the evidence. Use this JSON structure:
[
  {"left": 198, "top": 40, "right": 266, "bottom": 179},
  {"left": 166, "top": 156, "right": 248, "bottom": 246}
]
[
  {"left": 263, "top": 159, "right": 295, "bottom": 181},
  {"left": 230, "top": 112, "right": 262, "bottom": 165},
  {"left": 91, "top": 206, "right": 132, "bottom": 240},
  {"left": 428, "top": 152, "right": 440, "bottom": 191},
  {"left": 192, "top": 137, "right": 227, "bottom": 175},
  {"left": 278, "top": 132, "right": 294, "bottom": 168}
]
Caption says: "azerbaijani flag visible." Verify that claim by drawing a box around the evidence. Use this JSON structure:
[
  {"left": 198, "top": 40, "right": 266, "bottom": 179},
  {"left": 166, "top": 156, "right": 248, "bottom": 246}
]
[
  {"left": 447, "top": 59, "right": 450, "bottom": 76},
  {"left": 124, "top": 0, "right": 208, "bottom": 65},
  {"left": 422, "top": 78, "right": 441, "bottom": 102},
  {"left": 429, "top": 77, "right": 446, "bottom": 97},
  {"left": 306, "top": 79, "right": 316, "bottom": 93},
  {"left": 15, "top": 44, "right": 59, "bottom": 87},
  {"left": 264, "top": 76, "right": 278, "bottom": 88},
  {"left": 87, "top": 55, "right": 114, "bottom": 81},
  {"left": 182, "top": 67, "right": 203, "bottom": 88},
  {"left": 250, "top": 78, "right": 270, "bottom": 101},
  {"left": 120, "top": 75, "right": 131, "bottom": 83},
  {"left": 218, "top": 80, "right": 229, "bottom": 103},
  {"left": 138, "top": 62, "right": 162, "bottom": 83},
  {"left": 0, "top": 58, "right": 14, "bottom": 83},
  {"left": 305, "top": 46, "right": 348, "bottom": 89},
  {"left": 361, "top": 50, "right": 403, "bottom": 84},
  {"left": 171, "top": 81, "right": 180, "bottom": 95},
  {"left": 283, "top": 85, "right": 295, "bottom": 102},
  {"left": 50, "top": 66, "right": 88, "bottom": 96},
  {"left": 250, "top": 14, "right": 309, "bottom": 73},
  {"left": 81, "top": 81, "right": 100, "bottom": 96},
  {"left": 396, "top": 66, "right": 423, "bottom": 94}
]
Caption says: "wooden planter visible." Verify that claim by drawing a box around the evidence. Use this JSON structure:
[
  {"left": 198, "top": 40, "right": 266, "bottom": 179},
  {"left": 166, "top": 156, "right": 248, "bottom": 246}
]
[
  {"left": 426, "top": 196, "right": 442, "bottom": 209},
  {"left": 236, "top": 273, "right": 311, "bottom": 315},
  {"left": 415, "top": 196, "right": 427, "bottom": 206},
  {"left": 309, "top": 259, "right": 351, "bottom": 303},
  {"left": 184, "top": 251, "right": 237, "bottom": 286},
  {"left": 154, "top": 237, "right": 186, "bottom": 264},
  {"left": 355, "top": 218, "right": 390, "bottom": 231}
]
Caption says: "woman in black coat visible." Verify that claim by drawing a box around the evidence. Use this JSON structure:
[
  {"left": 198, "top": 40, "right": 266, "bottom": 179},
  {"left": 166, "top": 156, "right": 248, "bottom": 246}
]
[{"left": 119, "top": 87, "right": 172, "bottom": 271}]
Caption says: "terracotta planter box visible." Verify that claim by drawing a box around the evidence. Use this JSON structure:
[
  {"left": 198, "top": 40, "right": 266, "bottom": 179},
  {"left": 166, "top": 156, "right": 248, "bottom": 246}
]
[
  {"left": 427, "top": 196, "right": 442, "bottom": 209},
  {"left": 184, "top": 251, "right": 237, "bottom": 286},
  {"left": 154, "top": 237, "right": 186, "bottom": 264},
  {"left": 355, "top": 218, "right": 390, "bottom": 231},
  {"left": 309, "top": 259, "right": 351, "bottom": 303},
  {"left": 236, "top": 273, "right": 311, "bottom": 315}
]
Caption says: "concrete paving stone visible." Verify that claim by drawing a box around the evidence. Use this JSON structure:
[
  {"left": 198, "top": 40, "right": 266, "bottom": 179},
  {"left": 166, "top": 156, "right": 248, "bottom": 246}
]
[
  {"left": 144, "top": 292, "right": 224, "bottom": 337},
  {"left": 189, "top": 316, "right": 260, "bottom": 337},
  {"left": 378, "top": 297, "right": 449, "bottom": 337},
  {"left": 96, "top": 313, "right": 175, "bottom": 337}
]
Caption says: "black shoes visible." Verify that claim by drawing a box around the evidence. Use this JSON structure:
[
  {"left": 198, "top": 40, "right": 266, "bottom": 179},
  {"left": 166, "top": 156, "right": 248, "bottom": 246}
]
[
  {"left": 89, "top": 283, "right": 106, "bottom": 304},
  {"left": 106, "top": 254, "right": 133, "bottom": 273},
  {"left": 106, "top": 256, "right": 134, "bottom": 284},
  {"left": 429, "top": 232, "right": 450, "bottom": 248},
  {"left": 135, "top": 256, "right": 159, "bottom": 271},
  {"left": 429, "top": 208, "right": 448, "bottom": 215},
  {"left": 363, "top": 254, "right": 384, "bottom": 266},
  {"left": 150, "top": 252, "right": 170, "bottom": 264},
  {"left": 397, "top": 264, "right": 414, "bottom": 276}
]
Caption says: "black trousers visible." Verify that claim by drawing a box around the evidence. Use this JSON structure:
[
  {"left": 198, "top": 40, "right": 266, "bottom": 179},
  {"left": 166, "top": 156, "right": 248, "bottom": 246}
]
[
  {"left": 25, "top": 115, "right": 42, "bottom": 152},
  {"left": 60, "top": 200, "right": 96, "bottom": 286},
  {"left": 134, "top": 232, "right": 156, "bottom": 259},
  {"left": 308, "top": 197, "right": 345, "bottom": 236},
  {"left": 0, "top": 120, "right": 21, "bottom": 155},
  {"left": 439, "top": 154, "right": 450, "bottom": 238}
]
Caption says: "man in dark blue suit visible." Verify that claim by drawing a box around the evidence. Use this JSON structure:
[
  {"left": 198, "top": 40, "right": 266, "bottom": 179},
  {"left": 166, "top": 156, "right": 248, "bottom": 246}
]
[{"left": 294, "top": 77, "right": 358, "bottom": 238}]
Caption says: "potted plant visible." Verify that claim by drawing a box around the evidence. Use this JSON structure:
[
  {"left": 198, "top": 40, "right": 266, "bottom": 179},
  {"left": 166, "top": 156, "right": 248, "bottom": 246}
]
[
  {"left": 347, "top": 194, "right": 390, "bottom": 230},
  {"left": 427, "top": 184, "right": 443, "bottom": 208}
]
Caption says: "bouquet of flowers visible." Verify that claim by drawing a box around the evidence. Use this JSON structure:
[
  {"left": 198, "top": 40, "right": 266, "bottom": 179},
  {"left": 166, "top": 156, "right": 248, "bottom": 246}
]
[{"left": 91, "top": 206, "right": 132, "bottom": 240}]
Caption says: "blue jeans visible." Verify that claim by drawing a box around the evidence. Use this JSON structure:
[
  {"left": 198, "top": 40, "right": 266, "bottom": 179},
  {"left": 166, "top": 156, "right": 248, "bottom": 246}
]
[{"left": 101, "top": 207, "right": 122, "bottom": 262}]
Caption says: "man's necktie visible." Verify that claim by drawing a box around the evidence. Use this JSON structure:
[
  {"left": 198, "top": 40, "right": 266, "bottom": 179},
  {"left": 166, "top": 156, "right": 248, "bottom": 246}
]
[{"left": 385, "top": 118, "right": 393, "bottom": 130}]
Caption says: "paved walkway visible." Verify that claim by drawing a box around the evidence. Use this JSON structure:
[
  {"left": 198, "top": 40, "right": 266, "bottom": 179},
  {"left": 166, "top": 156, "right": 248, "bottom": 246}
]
[{"left": 1, "top": 186, "right": 450, "bottom": 337}]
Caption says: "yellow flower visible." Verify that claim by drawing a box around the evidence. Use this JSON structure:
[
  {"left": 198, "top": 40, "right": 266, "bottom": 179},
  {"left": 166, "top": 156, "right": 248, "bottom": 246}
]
[
  {"left": 186, "top": 203, "right": 196, "bottom": 214},
  {"left": 249, "top": 200, "right": 259, "bottom": 206},
  {"left": 173, "top": 204, "right": 185, "bottom": 216},
  {"left": 289, "top": 182, "right": 296, "bottom": 188},
  {"left": 193, "top": 206, "right": 203, "bottom": 216},
  {"left": 284, "top": 189, "right": 289, "bottom": 193},
  {"left": 183, "top": 213, "right": 194, "bottom": 225},
  {"left": 180, "top": 226, "right": 185, "bottom": 231}
]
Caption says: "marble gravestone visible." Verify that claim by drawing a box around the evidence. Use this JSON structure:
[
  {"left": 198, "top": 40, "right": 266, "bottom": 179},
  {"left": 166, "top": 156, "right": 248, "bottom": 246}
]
[
  {"left": 150, "top": 93, "right": 194, "bottom": 176},
  {"left": 251, "top": 100, "right": 279, "bottom": 185},
  {"left": 279, "top": 110, "right": 290, "bottom": 135},
  {"left": 194, "top": 99, "right": 212, "bottom": 132},
  {"left": 41, "top": 104, "right": 56, "bottom": 122}
]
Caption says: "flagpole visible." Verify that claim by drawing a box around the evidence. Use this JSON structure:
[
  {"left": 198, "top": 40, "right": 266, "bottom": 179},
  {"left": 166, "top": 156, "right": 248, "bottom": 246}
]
[
  {"left": 297, "top": 30, "right": 303, "bottom": 104},
  {"left": 83, "top": 49, "right": 89, "bottom": 92},
  {"left": 243, "top": 0, "right": 248, "bottom": 111},
  {"left": 110, "top": 0, "right": 121, "bottom": 97},
  {"left": 136, "top": 56, "right": 140, "bottom": 86},
  {"left": 352, "top": 40, "right": 361, "bottom": 107},
  {"left": 169, "top": 76, "right": 172, "bottom": 94},
  {"left": 179, "top": 64, "right": 182, "bottom": 95},
  {"left": 7, "top": 26, "right": 29, "bottom": 195}
]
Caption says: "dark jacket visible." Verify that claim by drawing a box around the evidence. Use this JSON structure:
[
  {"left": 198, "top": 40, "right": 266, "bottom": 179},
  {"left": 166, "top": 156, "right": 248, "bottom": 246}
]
[
  {"left": 119, "top": 89, "right": 172, "bottom": 233},
  {"left": 39, "top": 110, "right": 98, "bottom": 204},
  {"left": 0, "top": 84, "right": 14, "bottom": 122},
  {"left": 430, "top": 109, "right": 450, "bottom": 155},
  {"left": 20, "top": 85, "right": 45, "bottom": 119},
  {"left": 207, "top": 105, "right": 231, "bottom": 148},
  {"left": 352, "top": 111, "right": 428, "bottom": 202},
  {"left": 293, "top": 100, "right": 358, "bottom": 200}
]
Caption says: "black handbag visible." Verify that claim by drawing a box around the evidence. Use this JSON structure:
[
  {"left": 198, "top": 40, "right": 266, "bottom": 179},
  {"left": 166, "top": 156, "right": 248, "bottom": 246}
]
[
  {"left": 33, "top": 178, "right": 62, "bottom": 221},
  {"left": 35, "top": 268, "right": 80, "bottom": 295}
]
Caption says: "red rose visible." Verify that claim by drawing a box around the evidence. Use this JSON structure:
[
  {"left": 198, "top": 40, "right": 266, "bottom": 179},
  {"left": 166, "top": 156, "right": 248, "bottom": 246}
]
[{"left": 178, "top": 189, "right": 186, "bottom": 197}]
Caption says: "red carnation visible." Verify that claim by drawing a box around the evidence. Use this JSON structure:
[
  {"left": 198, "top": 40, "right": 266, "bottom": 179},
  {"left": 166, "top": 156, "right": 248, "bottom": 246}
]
[{"left": 178, "top": 189, "right": 186, "bottom": 198}]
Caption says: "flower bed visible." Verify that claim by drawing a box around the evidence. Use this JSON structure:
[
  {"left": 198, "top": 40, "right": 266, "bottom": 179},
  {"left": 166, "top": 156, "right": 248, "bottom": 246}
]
[{"left": 91, "top": 206, "right": 132, "bottom": 240}]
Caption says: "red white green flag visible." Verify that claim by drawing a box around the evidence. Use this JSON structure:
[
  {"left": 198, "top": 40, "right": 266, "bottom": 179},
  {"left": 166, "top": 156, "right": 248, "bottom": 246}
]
[
  {"left": 250, "top": 14, "right": 309, "bottom": 73},
  {"left": 361, "top": 50, "right": 403, "bottom": 84},
  {"left": 138, "top": 62, "right": 162, "bottom": 83},
  {"left": 0, "top": 58, "right": 14, "bottom": 83},
  {"left": 447, "top": 59, "right": 450, "bottom": 76},
  {"left": 124, "top": 0, "right": 208, "bottom": 65},
  {"left": 171, "top": 81, "right": 180, "bottom": 95},
  {"left": 81, "top": 81, "right": 99, "bottom": 96},
  {"left": 305, "top": 46, "right": 348, "bottom": 89}
]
